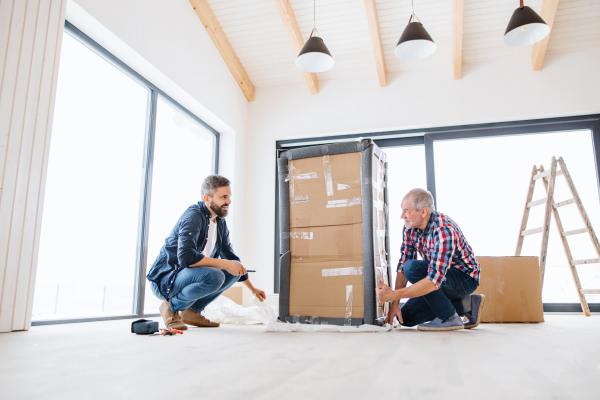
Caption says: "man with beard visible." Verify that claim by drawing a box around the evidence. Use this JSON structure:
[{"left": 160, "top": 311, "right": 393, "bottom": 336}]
[{"left": 147, "top": 175, "right": 265, "bottom": 329}]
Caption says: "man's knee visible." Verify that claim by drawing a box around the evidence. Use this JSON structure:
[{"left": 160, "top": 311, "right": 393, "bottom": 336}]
[
  {"left": 201, "top": 268, "right": 226, "bottom": 292},
  {"left": 403, "top": 260, "right": 428, "bottom": 283}
]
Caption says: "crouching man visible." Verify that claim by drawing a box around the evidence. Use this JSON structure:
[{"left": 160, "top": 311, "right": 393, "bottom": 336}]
[
  {"left": 147, "top": 175, "right": 265, "bottom": 330},
  {"left": 376, "top": 188, "right": 484, "bottom": 331}
]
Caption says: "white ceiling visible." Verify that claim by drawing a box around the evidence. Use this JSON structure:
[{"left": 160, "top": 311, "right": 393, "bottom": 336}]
[{"left": 208, "top": 0, "right": 600, "bottom": 88}]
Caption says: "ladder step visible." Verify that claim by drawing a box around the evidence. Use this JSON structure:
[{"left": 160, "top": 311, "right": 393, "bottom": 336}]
[
  {"left": 554, "top": 198, "right": 575, "bottom": 208},
  {"left": 522, "top": 227, "right": 543, "bottom": 236},
  {"left": 527, "top": 198, "right": 547, "bottom": 208},
  {"left": 533, "top": 169, "right": 564, "bottom": 180},
  {"left": 571, "top": 258, "right": 600, "bottom": 266},
  {"left": 562, "top": 228, "right": 588, "bottom": 237},
  {"left": 580, "top": 289, "right": 600, "bottom": 295}
]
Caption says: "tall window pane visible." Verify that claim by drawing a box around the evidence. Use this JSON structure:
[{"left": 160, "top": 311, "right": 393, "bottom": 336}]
[
  {"left": 384, "top": 145, "right": 428, "bottom": 288},
  {"left": 143, "top": 97, "right": 216, "bottom": 313},
  {"left": 32, "top": 32, "right": 149, "bottom": 320},
  {"left": 434, "top": 130, "right": 600, "bottom": 303}
]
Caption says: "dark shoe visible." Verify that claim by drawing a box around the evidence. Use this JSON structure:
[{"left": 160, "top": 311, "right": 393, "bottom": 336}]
[
  {"left": 417, "top": 313, "right": 464, "bottom": 331},
  {"left": 464, "top": 294, "right": 485, "bottom": 329},
  {"left": 182, "top": 308, "right": 220, "bottom": 327},
  {"left": 159, "top": 300, "right": 188, "bottom": 330}
]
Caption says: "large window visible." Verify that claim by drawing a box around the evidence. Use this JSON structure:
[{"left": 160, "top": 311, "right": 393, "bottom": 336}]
[
  {"left": 143, "top": 97, "right": 216, "bottom": 313},
  {"left": 385, "top": 145, "right": 427, "bottom": 289},
  {"left": 32, "top": 23, "right": 218, "bottom": 323},
  {"left": 275, "top": 117, "right": 600, "bottom": 311},
  {"left": 434, "top": 130, "right": 600, "bottom": 304}
]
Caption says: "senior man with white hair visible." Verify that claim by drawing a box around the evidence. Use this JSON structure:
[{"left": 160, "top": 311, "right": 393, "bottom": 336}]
[{"left": 376, "top": 188, "right": 485, "bottom": 331}]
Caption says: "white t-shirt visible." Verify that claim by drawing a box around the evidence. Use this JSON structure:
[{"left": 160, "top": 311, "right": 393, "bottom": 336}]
[{"left": 202, "top": 219, "right": 218, "bottom": 257}]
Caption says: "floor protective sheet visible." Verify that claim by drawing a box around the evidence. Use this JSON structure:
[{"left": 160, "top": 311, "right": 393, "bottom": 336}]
[{"left": 205, "top": 296, "right": 394, "bottom": 332}]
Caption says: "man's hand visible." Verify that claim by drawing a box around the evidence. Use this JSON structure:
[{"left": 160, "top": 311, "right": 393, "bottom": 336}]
[
  {"left": 385, "top": 301, "right": 403, "bottom": 325},
  {"left": 221, "top": 260, "right": 247, "bottom": 276},
  {"left": 252, "top": 288, "right": 266, "bottom": 302},
  {"left": 376, "top": 279, "right": 397, "bottom": 303}
]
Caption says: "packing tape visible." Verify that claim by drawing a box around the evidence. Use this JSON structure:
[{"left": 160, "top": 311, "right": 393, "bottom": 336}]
[
  {"left": 345, "top": 285, "right": 353, "bottom": 326},
  {"left": 282, "top": 232, "right": 313, "bottom": 239},
  {"left": 374, "top": 199, "right": 384, "bottom": 211},
  {"left": 323, "top": 156, "right": 334, "bottom": 196},
  {"left": 290, "top": 172, "right": 318, "bottom": 180},
  {"left": 322, "top": 267, "right": 363, "bottom": 277},
  {"left": 326, "top": 197, "right": 362, "bottom": 208},
  {"left": 337, "top": 180, "right": 361, "bottom": 191},
  {"left": 286, "top": 162, "right": 318, "bottom": 204}
]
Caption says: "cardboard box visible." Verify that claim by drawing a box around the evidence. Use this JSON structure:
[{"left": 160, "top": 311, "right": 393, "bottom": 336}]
[
  {"left": 289, "top": 260, "right": 365, "bottom": 318},
  {"left": 289, "top": 223, "right": 363, "bottom": 263},
  {"left": 474, "top": 256, "right": 544, "bottom": 323},
  {"left": 289, "top": 152, "right": 363, "bottom": 228},
  {"left": 222, "top": 286, "right": 243, "bottom": 305}
]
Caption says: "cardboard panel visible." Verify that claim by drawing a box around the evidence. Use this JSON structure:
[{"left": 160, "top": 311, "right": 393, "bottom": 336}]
[
  {"left": 289, "top": 260, "right": 365, "bottom": 318},
  {"left": 221, "top": 286, "right": 243, "bottom": 305},
  {"left": 289, "top": 153, "right": 362, "bottom": 228},
  {"left": 289, "top": 223, "right": 363, "bottom": 263},
  {"left": 474, "top": 256, "right": 544, "bottom": 323}
]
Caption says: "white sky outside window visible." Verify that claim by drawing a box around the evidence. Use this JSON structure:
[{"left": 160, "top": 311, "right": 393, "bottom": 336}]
[
  {"left": 33, "top": 33, "right": 148, "bottom": 320},
  {"left": 143, "top": 97, "right": 215, "bottom": 313},
  {"left": 384, "top": 145, "right": 428, "bottom": 292},
  {"left": 434, "top": 130, "right": 600, "bottom": 303}
]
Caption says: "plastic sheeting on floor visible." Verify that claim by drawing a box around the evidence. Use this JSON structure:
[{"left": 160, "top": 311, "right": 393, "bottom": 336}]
[{"left": 204, "top": 296, "right": 394, "bottom": 333}]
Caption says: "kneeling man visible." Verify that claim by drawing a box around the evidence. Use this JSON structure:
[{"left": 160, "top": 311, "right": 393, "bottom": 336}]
[
  {"left": 377, "top": 188, "right": 484, "bottom": 331},
  {"left": 147, "top": 175, "right": 265, "bottom": 330}
]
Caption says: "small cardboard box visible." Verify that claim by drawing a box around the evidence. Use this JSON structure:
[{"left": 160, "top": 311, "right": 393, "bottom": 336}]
[
  {"left": 289, "top": 260, "right": 365, "bottom": 318},
  {"left": 474, "top": 256, "right": 544, "bottom": 323},
  {"left": 288, "top": 152, "right": 363, "bottom": 228},
  {"left": 222, "top": 286, "right": 243, "bottom": 305},
  {"left": 289, "top": 223, "right": 363, "bottom": 263}
]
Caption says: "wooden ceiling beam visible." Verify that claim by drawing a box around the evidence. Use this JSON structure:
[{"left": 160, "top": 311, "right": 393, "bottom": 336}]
[
  {"left": 275, "top": 0, "right": 318, "bottom": 95},
  {"left": 452, "top": 0, "right": 464, "bottom": 80},
  {"left": 363, "top": 0, "right": 387, "bottom": 87},
  {"left": 189, "top": 0, "right": 255, "bottom": 102},
  {"left": 531, "top": 0, "right": 560, "bottom": 71}
]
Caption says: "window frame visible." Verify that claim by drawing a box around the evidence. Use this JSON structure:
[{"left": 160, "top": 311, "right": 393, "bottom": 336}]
[
  {"left": 32, "top": 21, "right": 219, "bottom": 325},
  {"left": 274, "top": 115, "right": 600, "bottom": 313}
]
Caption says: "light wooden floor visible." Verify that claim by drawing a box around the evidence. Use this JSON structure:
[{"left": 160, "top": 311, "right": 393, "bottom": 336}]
[{"left": 1, "top": 315, "right": 599, "bottom": 399}]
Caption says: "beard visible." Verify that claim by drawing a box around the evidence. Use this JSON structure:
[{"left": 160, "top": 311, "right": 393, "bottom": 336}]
[{"left": 209, "top": 201, "right": 229, "bottom": 218}]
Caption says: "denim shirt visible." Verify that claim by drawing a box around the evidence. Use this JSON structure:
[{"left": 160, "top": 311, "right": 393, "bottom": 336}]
[{"left": 146, "top": 201, "right": 247, "bottom": 298}]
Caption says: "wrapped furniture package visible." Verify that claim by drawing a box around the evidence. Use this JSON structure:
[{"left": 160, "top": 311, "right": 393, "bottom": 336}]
[{"left": 277, "top": 140, "right": 390, "bottom": 326}]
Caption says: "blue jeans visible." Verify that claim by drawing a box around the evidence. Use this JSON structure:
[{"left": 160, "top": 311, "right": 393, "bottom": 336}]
[
  {"left": 151, "top": 267, "right": 240, "bottom": 313},
  {"left": 400, "top": 260, "right": 478, "bottom": 327}
]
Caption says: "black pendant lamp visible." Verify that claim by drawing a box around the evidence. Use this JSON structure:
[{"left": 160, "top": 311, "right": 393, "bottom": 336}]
[
  {"left": 296, "top": 0, "right": 334, "bottom": 73},
  {"left": 395, "top": 0, "right": 436, "bottom": 60},
  {"left": 503, "top": 0, "right": 550, "bottom": 47}
]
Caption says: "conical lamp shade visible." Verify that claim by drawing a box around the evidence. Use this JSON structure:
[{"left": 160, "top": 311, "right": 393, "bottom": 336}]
[
  {"left": 296, "top": 36, "right": 334, "bottom": 73},
  {"left": 503, "top": 6, "right": 550, "bottom": 47},
  {"left": 395, "top": 22, "right": 436, "bottom": 60}
]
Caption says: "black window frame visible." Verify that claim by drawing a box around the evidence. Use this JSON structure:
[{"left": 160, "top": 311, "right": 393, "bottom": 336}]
[
  {"left": 275, "top": 114, "right": 600, "bottom": 313},
  {"left": 32, "top": 21, "right": 220, "bottom": 325}
]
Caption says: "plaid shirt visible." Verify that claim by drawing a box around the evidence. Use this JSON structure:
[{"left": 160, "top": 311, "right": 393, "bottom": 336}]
[{"left": 397, "top": 211, "right": 480, "bottom": 288}]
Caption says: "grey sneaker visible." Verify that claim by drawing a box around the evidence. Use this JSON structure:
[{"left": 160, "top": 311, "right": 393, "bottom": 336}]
[
  {"left": 464, "top": 294, "right": 485, "bottom": 329},
  {"left": 417, "top": 313, "right": 464, "bottom": 331}
]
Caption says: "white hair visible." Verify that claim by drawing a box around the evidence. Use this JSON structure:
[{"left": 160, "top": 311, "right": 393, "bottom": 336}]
[{"left": 404, "top": 188, "right": 435, "bottom": 212}]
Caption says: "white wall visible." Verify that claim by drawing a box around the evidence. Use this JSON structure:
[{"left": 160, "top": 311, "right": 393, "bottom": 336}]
[
  {"left": 68, "top": 0, "right": 249, "bottom": 255},
  {"left": 244, "top": 48, "right": 600, "bottom": 293}
]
